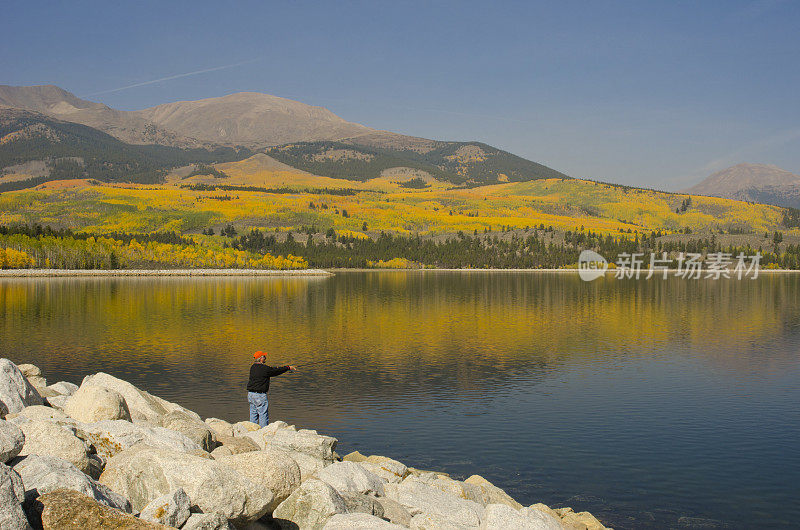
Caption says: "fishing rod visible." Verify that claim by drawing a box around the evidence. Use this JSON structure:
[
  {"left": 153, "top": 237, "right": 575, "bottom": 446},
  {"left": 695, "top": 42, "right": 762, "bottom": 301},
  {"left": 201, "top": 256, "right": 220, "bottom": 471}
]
[
  {"left": 295, "top": 360, "right": 329, "bottom": 368},
  {"left": 271, "top": 359, "right": 329, "bottom": 369}
]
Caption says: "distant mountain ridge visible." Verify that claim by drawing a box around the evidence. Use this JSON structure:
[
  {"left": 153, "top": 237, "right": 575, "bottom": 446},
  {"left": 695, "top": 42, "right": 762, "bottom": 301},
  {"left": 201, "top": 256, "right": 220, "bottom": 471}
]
[
  {"left": 0, "top": 84, "right": 569, "bottom": 187},
  {"left": 0, "top": 85, "right": 374, "bottom": 149},
  {"left": 0, "top": 84, "right": 196, "bottom": 147},
  {"left": 134, "top": 91, "right": 373, "bottom": 148},
  {"left": 266, "top": 140, "right": 568, "bottom": 185},
  {"left": 685, "top": 163, "right": 800, "bottom": 209},
  {"left": 0, "top": 107, "right": 249, "bottom": 191}
]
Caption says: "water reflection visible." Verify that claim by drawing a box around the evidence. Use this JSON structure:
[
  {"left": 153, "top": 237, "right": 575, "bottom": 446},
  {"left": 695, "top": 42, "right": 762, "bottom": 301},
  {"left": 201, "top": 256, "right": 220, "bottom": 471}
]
[{"left": 1, "top": 272, "right": 799, "bottom": 528}]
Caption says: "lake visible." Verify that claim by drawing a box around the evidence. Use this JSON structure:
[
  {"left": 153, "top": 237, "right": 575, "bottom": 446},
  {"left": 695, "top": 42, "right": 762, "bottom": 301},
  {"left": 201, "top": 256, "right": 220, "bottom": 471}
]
[{"left": 2, "top": 271, "right": 799, "bottom": 528}]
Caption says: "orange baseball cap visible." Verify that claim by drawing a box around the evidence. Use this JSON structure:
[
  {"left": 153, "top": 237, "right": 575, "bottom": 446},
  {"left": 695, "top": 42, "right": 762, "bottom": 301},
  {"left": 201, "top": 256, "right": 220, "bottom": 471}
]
[{"left": 253, "top": 351, "right": 266, "bottom": 359}]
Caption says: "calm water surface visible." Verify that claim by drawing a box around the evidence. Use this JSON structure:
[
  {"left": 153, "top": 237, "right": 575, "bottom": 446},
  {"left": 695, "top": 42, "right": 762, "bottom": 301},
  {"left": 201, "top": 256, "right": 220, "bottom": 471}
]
[{"left": 2, "top": 271, "right": 799, "bottom": 528}]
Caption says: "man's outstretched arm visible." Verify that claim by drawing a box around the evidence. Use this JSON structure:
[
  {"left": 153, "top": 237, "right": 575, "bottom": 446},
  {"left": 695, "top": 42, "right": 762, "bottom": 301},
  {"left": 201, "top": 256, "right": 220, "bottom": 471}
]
[{"left": 266, "top": 365, "right": 297, "bottom": 377}]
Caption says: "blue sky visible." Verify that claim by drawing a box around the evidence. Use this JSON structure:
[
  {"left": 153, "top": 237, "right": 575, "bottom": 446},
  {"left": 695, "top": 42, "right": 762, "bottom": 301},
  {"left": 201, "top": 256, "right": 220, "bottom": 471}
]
[{"left": 2, "top": 1, "right": 799, "bottom": 189}]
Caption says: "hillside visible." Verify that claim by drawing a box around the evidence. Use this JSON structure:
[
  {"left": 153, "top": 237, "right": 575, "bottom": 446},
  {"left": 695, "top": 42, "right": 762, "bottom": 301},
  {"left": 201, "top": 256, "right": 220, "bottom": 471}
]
[
  {"left": 0, "top": 108, "right": 250, "bottom": 191},
  {"left": 0, "top": 85, "right": 197, "bottom": 147},
  {"left": 685, "top": 163, "right": 800, "bottom": 208},
  {"left": 265, "top": 140, "right": 568, "bottom": 186},
  {"left": 4, "top": 154, "right": 799, "bottom": 271},
  {"left": 1, "top": 85, "right": 797, "bottom": 249},
  {"left": 0, "top": 85, "right": 372, "bottom": 149},
  {"left": 0, "top": 85, "right": 567, "bottom": 187},
  {"left": 134, "top": 92, "right": 373, "bottom": 148},
  {"left": 0, "top": 165, "right": 790, "bottom": 237}
]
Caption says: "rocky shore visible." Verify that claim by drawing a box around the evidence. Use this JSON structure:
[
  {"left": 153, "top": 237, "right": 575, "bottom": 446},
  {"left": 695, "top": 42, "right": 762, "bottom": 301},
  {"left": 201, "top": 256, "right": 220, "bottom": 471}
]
[{"left": 0, "top": 359, "right": 610, "bottom": 529}]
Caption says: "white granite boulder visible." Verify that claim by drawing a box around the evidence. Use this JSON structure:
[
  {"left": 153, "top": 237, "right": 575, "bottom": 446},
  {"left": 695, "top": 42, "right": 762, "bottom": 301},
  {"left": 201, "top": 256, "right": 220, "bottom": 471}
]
[
  {"left": 139, "top": 487, "right": 191, "bottom": 527},
  {"left": 99, "top": 445, "right": 272, "bottom": 524},
  {"left": 216, "top": 449, "right": 301, "bottom": 514},
  {"left": 409, "top": 511, "right": 475, "bottom": 529},
  {"left": 0, "top": 463, "right": 29, "bottom": 530},
  {"left": 47, "top": 381, "right": 79, "bottom": 397},
  {"left": 36, "top": 488, "right": 157, "bottom": 530},
  {"left": 212, "top": 434, "right": 259, "bottom": 456},
  {"left": 0, "top": 420, "right": 25, "bottom": 463},
  {"left": 384, "top": 478, "right": 484, "bottom": 528},
  {"left": 272, "top": 478, "right": 348, "bottom": 529},
  {"left": 244, "top": 424, "right": 337, "bottom": 461},
  {"left": 13, "top": 405, "right": 73, "bottom": 424},
  {"left": 10, "top": 454, "right": 131, "bottom": 512},
  {"left": 481, "top": 503, "right": 563, "bottom": 530},
  {"left": 44, "top": 395, "right": 69, "bottom": 411},
  {"left": 278, "top": 447, "right": 328, "bottom": 483},
  {"left": 182, "top": 512, "right": 235, "bottom": 529},
  {"left": 465, "top": 474, "right": 522, "bottom": 509},
  {"left": 0, "top": 359, "right": 43, "bottom": 414},
  {"left": 339, "top": 492, "right": 385, "bottom": 517},
  {"left": 323, "top": 512, "right": 406, "bottom": 529},
  {"left": 231, "top": 421, "right": 261, "bottom": 437},
  {"left": 79, "top": 419, "right": 201, "bottom": 459},
  {"left": 17, "top": 364, "right": 46, "bottom": 391},
  {"left": 297, "top": 454, "right": 329, "bottom": 483},
  {"left": 80, "top": 373, "right": 196, "bottom": 423},
  {"left": 16, "top": 365, "right": 40, "bottom": 378},
  {"left": 64, "top": 384, "right": 132, "bottom": 423},
  {"left": 559, "top": 509, "right": 608, "bottom": 530},
  {"left": 357, "top": 455, "right": 408, "bottom": 484},
  {"left": 205, "top": 418, "right": 234, "bottom": 438},
  {"left": 375, "top": 497, "right": 414, "bottom": 527},
  {"left": 159, "top": 410, "right": 215, "bottom": 452},
  {"left": 16, "top": 419, "right": 92, "bottom": 475},
  {"left": 315, "top": 461, "right": 385, "bottom": 496},
  {"left": 417, "top": 474, "right": 485, "bottom": 506}
]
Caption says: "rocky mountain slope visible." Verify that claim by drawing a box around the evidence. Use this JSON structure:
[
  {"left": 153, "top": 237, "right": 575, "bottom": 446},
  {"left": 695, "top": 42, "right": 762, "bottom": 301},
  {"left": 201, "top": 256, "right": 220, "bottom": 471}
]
[
  {"left": 265, "top": 140, "right": 568, "bottom": 185},
  {"left": 134, "top": 91, "right": 373, "bottom": 148},
  {"left": 0, "top": 84, "right": 194, "bottom": 147},
  {"left": 0, "top": 107, "right": 249, "bottom": 191},
  {"left": 685, "top": 163, "right": 800, "bottom": 208},
  {"left": 0, "top": 84, "right": 568, "bottom": 187},
  {"left": 0, "top": 85, "right": 372, "bottom": 148}
]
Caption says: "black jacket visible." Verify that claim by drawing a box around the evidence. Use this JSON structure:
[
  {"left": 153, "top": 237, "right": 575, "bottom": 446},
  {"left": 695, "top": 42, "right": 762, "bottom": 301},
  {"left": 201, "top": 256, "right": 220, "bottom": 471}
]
[{"left": 247, "top": 363, "right": 289, "bottom": 393}]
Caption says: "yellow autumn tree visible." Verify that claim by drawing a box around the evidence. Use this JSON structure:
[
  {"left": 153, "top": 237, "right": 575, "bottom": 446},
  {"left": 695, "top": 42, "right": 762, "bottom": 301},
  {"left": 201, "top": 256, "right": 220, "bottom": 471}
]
[{"left": 0, "top": 248, "right": 35, "bottom": 269}]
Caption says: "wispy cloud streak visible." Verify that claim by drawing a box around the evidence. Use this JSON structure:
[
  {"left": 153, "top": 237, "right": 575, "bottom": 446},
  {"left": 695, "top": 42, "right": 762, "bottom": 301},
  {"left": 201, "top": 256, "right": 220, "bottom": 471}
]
[{"left": 81, "top": 59, "right": 261, "bottom": 97}]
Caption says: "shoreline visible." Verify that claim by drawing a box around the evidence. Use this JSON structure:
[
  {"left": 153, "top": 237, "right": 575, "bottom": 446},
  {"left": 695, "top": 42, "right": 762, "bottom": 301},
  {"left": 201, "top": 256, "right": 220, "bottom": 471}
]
[
  {"left": 331, "top": 267, "right": 800, "bottom": 273},
  {"left": 0, "top": 359, "right": 611, "bottom": 529},
  {"left": 1, "top": 267, "right": 797, "bottom": 277},
  {"left": 0, "top": 268, "right": 333, "bottom": 277}
]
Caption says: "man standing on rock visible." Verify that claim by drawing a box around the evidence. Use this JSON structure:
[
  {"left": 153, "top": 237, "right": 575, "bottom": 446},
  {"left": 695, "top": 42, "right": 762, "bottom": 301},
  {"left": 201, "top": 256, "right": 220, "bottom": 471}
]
[{"left": 247, "top": 351, "right": 296, "bottom": 427}]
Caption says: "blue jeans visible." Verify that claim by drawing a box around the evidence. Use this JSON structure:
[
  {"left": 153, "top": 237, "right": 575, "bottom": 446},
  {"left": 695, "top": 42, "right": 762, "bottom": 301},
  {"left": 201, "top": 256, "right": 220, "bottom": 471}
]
[{"left": 248, "top": 392, "right": 269, "bottom": 427}]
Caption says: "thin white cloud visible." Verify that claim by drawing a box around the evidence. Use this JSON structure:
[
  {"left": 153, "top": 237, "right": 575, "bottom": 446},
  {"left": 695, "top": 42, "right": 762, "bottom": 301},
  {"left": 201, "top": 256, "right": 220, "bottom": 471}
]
[
  {"left": 82, "top": 65, "right": 527, "bottom": 124},
  {"left": 81, "top": 59, "right": 261, "bottom": 97}
]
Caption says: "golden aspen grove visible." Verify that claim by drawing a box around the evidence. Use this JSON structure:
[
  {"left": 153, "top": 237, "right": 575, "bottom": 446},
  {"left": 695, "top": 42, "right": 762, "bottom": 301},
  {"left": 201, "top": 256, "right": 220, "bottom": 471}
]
[{"left": 1, "top": 155, "right": 799, "bottom": 269}]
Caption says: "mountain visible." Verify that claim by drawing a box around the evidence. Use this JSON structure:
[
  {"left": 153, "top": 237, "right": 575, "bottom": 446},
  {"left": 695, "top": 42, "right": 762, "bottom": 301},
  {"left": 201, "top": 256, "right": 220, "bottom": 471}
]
[
  {"left": 685, "top": 163, "right": 800, "bottom": 209},
  {"left": 0, "top": 85, "right": 372, "bottom": 148},
  {"left": 0, "top": 107, "right": 249, "bottom": 191},
  {"left": 265, "top": 140, "right": 568, "bottom": 185},
  {"left": 0, "top": 85, "right": 196, "bottom": 147},
  {"left": 134, "top": 92, "right": 373, "bottom": 148},
  {"left": 0, "top": 84, "right": 569, "bottom": 187}
]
